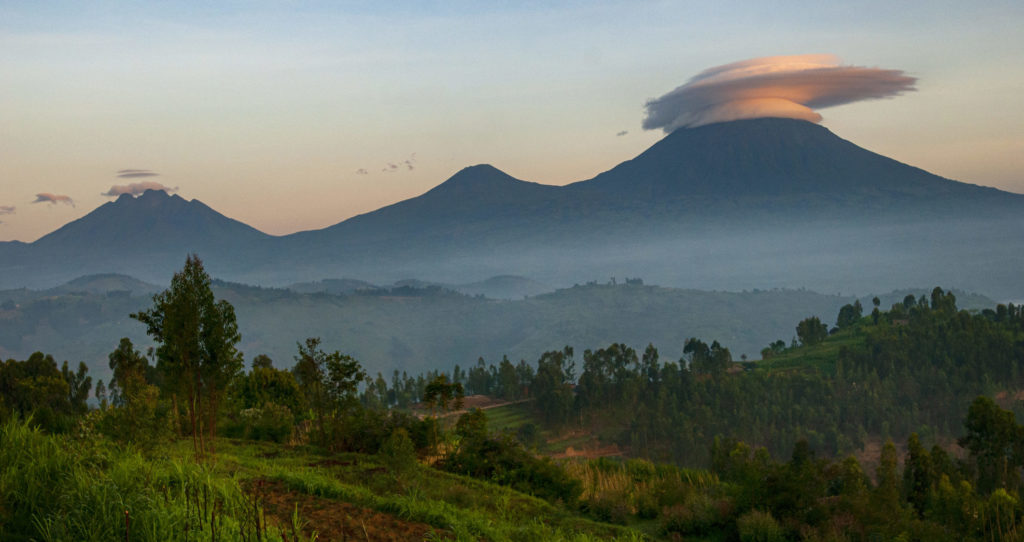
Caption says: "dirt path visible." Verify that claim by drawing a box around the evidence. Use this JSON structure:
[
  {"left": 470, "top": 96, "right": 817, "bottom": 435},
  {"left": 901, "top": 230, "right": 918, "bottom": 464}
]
[
  {"left": 412, "top": 395, "right": 532, "bottom": 419},
  {"left": 251, "top": 479, "right": 447, "bottom": 541}
]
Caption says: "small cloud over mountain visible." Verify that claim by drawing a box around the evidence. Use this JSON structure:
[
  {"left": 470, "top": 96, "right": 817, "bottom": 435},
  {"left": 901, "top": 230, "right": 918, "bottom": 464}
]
[
  {"left": 102, "top": 181, "right": 177, "bottom": 197},
  {"left": 116, "top": 169, "right": 160, "bottom": 178},
  {"left": 32, "top": 193, "right": 75, "bottom": 207}
]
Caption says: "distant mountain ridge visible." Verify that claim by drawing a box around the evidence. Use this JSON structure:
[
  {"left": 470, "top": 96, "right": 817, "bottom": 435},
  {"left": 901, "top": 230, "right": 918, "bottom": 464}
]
[{"left": 2, "top": 118, "right": 1023, "bottom": 298}]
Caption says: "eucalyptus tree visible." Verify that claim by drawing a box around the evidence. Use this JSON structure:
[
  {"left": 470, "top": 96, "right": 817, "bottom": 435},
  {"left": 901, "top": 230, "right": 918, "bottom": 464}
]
[{"left": 132, "top": 254, "right": 242, "bottom": 457}]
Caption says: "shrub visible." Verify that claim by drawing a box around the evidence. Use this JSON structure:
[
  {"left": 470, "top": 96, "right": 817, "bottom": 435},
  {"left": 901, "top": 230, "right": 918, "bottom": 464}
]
[
  {"left": 380, "top": 428, "right": 418, "bottom": 476},
  {"left": 737, "top": 509, "right": 784, "bottom": 542}
]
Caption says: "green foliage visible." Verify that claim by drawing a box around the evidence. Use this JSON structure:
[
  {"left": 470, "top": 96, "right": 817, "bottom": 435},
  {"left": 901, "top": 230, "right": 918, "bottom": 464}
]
[
  {"left": 0, "top": 351, "right": 91, "bottom": 433},
  {"left": 444, "top": 411, "right": 582, "bottom": 505},
  {"left": 291, "top": 336, "right": 366, "bottom": 448},
  {"left": 532, "top": 347, "right": 576, "bottom": 427},
  {"left": 736, "top": 509, "right": 784, "bottom": 542},
  {"left": 0, "top": 418, "right": 280, "bottom": 541},
  {"left": 836, "top": 300, "right": 863, "bottom": 329},
  {"left": 380, "top": 428, "right": 418, "bottom": 476},
  {"left": 959, "top": 396, "right": 1024, "bottom": 494},
  {"left": 233, "top": 402, "right": 294, "bottom": 443},
  {"left": 131, "top": 255, "right": 242, "bottom": 456},
  {"left": 796, "top": 315, "right": 828, "bottom": 345}
]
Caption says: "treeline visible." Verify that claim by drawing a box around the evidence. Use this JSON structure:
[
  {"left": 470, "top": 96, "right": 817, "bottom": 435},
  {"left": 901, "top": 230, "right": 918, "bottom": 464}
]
[
  {"left": 0, "top": 352, "right": 91, "bottom": 432},
  {"left": 574, "top": 396, "right": 1024, "bottom": 540},
  {"left": 7, "top": 255, "right": 1024, "bottom": 539},
  {"left": 365, "top": 287, "right": 1024, "bottom": 466}
]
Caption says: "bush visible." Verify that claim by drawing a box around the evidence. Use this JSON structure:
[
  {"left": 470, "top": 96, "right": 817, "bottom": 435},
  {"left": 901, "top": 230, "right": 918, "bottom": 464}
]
[
  {"left": 380, "top": 428, "right": 418, "bottom": 476},
  {"left": 444, "top": 433, "right": 582, "bottom": 505},
  {"left": 737, "top": 509, "right": 784, "bottom": 542},
  {"left": 586, "top": 491, "right": 632, "bottom": 524},
  {"left": 248, "top": 402, "right": 294, "bottom": 443},
  {"left": 661, "top": 494, "right": 730, "bottom": 536}
]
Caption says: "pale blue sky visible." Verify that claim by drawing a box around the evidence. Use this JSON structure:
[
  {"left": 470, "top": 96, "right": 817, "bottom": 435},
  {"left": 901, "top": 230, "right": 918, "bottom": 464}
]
[{"left": 2, "top": 1, "right": 1022, "bottom": 240}]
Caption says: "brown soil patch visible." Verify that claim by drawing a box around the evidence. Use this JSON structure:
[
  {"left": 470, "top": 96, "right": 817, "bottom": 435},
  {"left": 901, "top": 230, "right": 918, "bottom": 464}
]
[
  {"left": 552, "top": 443, "right": 625, "bottom": 460},
  {"left": 411, "top": 395, "right": 532, "bottom": 419},
  {"left": 249, "top": 479, "right": 448, "bottom": 541}
]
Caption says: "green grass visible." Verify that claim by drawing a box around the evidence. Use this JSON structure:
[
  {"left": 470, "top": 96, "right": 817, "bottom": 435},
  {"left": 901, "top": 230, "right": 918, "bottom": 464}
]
[
  {"left": 0, "top": 418, "right": 646, "bottom": 541},
  {"left": 486, "top": 402, "right": 534, "bottom": 433},
  {"left": 755, "top": 328, "right": 863, "bottom": 373}
]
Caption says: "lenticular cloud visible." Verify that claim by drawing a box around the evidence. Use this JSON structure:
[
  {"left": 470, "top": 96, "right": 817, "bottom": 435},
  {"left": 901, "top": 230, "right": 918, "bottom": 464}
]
[{"left": 642, "top": 54, "right": 917, "bottom": 132}]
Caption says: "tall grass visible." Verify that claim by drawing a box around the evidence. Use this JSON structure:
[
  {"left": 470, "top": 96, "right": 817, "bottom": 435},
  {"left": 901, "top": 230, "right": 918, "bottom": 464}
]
[
  {"left": 566, "top": 457, "right": 721, "bottom": 524},
  {"left": 1, "top": 417, "right": 645, "bottom": 541},
  {"left": 0, "top": 418, "right": 288, "bottom": 541}
]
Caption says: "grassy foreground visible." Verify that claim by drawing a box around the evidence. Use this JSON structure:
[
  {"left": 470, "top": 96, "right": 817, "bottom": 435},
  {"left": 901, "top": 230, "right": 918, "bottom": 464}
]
[{"left": 0, "top": 417, "right": 645, "bottom": 541}]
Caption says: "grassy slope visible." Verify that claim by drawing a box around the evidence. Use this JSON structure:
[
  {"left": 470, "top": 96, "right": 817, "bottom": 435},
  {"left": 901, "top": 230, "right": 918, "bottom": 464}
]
[{"left": 0, "top": 418, "right": 643, "bottom": 541}]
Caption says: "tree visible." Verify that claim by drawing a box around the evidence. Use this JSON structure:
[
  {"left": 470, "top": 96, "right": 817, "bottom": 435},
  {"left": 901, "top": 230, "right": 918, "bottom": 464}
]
[
  {"left": 959, "top": 396, "right": 1024, "bottom": 493},
  {"left": 836, "top": 300, "right": 863, "bottom": 329},
  {"left": 292, "top": 337, "right": 366, "bottom": 447},
  {"left": 903, "top": 433, "right": 932, "bottom": 516},
  {"left": 105, "top": 338, "right": 163, "bottom": 445},
  {"left": 533, "top": 347, "right": 575, "bottom": 427},
  {"left": 796, "top": 316, "right": 828, "bottom": 346},
  {"left": 131, "top": 254, "right": 243, "bottom": 458},
  {"left": 251, "top": 354, "right": 274, "bottom": 369},
  {"left": 423, "top": 374, "right": 465, "bottom": 417},
  {"left": 684, "top": 338, "right": 731, "bottom": 375},
  {"left": 107, "top": 337, "right": 150, "bottom": 407},
  {"left": 60, "top": 360, "right": 92, "bottom": 414}
]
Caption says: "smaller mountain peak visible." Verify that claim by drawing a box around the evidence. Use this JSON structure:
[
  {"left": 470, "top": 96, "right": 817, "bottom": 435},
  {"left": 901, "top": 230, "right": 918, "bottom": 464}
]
[
  {"left": 138, "top": 188, "right": 171, "bottom": 200},
  {"left": 432, "top": 164, "right": 522, "bottom": 193},
  {"left": 448, "top": 164, "right": 511, "bottom": 181}
]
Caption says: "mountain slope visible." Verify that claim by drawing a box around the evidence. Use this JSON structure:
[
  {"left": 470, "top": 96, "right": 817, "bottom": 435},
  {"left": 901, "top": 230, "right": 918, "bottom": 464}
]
[
  {"left": 2, "top": 119, "right": 1024, "bottom": 298},
  {"left": 569, "top": 117, "right": 1017, "bottom": 214},
  {"left": 0, "top": 190, "right": 274, "bottom": 288},
  {"left": 35, "top": 190, "right": 270, "bottom": 252}
]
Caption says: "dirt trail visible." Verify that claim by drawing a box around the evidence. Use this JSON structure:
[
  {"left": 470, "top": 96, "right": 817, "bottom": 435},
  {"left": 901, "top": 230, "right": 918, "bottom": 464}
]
[{"left": 251, "top": 479, "right": 447, "bottom": 541}]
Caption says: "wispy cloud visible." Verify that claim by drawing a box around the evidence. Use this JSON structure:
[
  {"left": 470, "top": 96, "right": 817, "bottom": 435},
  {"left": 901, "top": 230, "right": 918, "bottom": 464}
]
[
  {"left": 102, "top": 181, "right": 177, "bottom": 197},
  {"left": 379, "top": 153, "right": 417, "bottom": 174},
  {"left": 643, "top": 54, "right": 917, "bottom": 131},
  {"left": 33, "top": 193, "right": 75, "bottom": 207},
  {"left": 355, "top": 168, "right": 369, "bottom": 175},
  {"left": 116, "top": 169, "right": 160, "bottom": 178},
  {"left": 0, "top": 205, "right": 14, "bottom": 215},
  {"left": 616, "top": 130, "right": 628, "bottom": 137}
]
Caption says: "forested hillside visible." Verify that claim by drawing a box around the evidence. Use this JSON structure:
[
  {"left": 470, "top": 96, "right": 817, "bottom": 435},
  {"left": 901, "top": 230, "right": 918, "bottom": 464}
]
[
  {"left": 4, "top": 259, "right": 1024, "bottom": 540},
  {"left": 1, "top": 275, "right": 908, "bottom": 381}
]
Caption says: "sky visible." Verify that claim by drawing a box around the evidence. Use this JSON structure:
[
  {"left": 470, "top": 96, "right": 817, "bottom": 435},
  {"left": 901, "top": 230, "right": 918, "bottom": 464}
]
[{"left": 2, "top": 1, "right": 1023, "bottom": 242}]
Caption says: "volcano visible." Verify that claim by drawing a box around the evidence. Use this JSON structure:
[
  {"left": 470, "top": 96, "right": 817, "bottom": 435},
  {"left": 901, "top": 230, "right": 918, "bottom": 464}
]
[{"left": 2, "top": 118, "right": 1023, "bottom": 298}]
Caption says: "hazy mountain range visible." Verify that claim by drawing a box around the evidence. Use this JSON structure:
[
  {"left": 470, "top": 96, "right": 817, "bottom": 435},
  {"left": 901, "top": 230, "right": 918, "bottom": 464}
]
[
  {"left": 2, "top": 117, "right": 1022, "bottom": 300},
  {"left": 0, "top": 272, "right": 995, "bottom": 381}
]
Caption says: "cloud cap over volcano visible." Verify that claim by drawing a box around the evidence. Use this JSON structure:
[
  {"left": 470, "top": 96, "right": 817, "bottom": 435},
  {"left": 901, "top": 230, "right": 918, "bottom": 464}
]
[{"left": 643, "top": 54, "right": 917, "bottom": 132}]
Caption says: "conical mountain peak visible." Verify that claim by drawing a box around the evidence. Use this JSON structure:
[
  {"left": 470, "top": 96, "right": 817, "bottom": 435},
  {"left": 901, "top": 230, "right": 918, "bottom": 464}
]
[{"left": 574, "top": 117, "right": 983, "bottom": 201}]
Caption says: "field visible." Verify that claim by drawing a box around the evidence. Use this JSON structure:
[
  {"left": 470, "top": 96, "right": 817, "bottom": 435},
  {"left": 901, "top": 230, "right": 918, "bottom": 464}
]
[{"left": 0, "top": 417, "right": 646, "bottom": 541}]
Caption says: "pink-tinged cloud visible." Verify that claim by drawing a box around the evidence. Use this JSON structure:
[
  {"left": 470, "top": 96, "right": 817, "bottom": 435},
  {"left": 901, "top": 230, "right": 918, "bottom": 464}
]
[
  {"left": 32, "top": 193, "right": 75, "bottom": 207},
  {"left": 643, "top": 54, "right": 917, "bottom": 131},
  {"left": 0, "top": 205, "right": 14, "bottom": 215},
  {"left": 102, "top": 181, "right": 177, "bottom": 197}
]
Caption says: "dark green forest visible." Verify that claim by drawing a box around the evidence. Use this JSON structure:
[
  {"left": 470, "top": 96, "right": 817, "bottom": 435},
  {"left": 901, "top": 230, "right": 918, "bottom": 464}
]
[{"left": 3, "top": 257, "right": 1024, "bottom": 540}]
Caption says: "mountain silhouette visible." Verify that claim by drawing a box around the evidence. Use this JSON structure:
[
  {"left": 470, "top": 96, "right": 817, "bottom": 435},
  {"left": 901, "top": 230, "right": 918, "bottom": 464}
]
[
  {"left": 36, "top": 190, "right": 270, "bottom": 253},
  {"left": 2, "top": 119, "right": 1023, "bottom": 298},
  {"left": 3, "top": 190, "right": 272, "bottom": 287},
  {"left": 569, "top": 118, "right": 1014, "bottom": 216}
]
